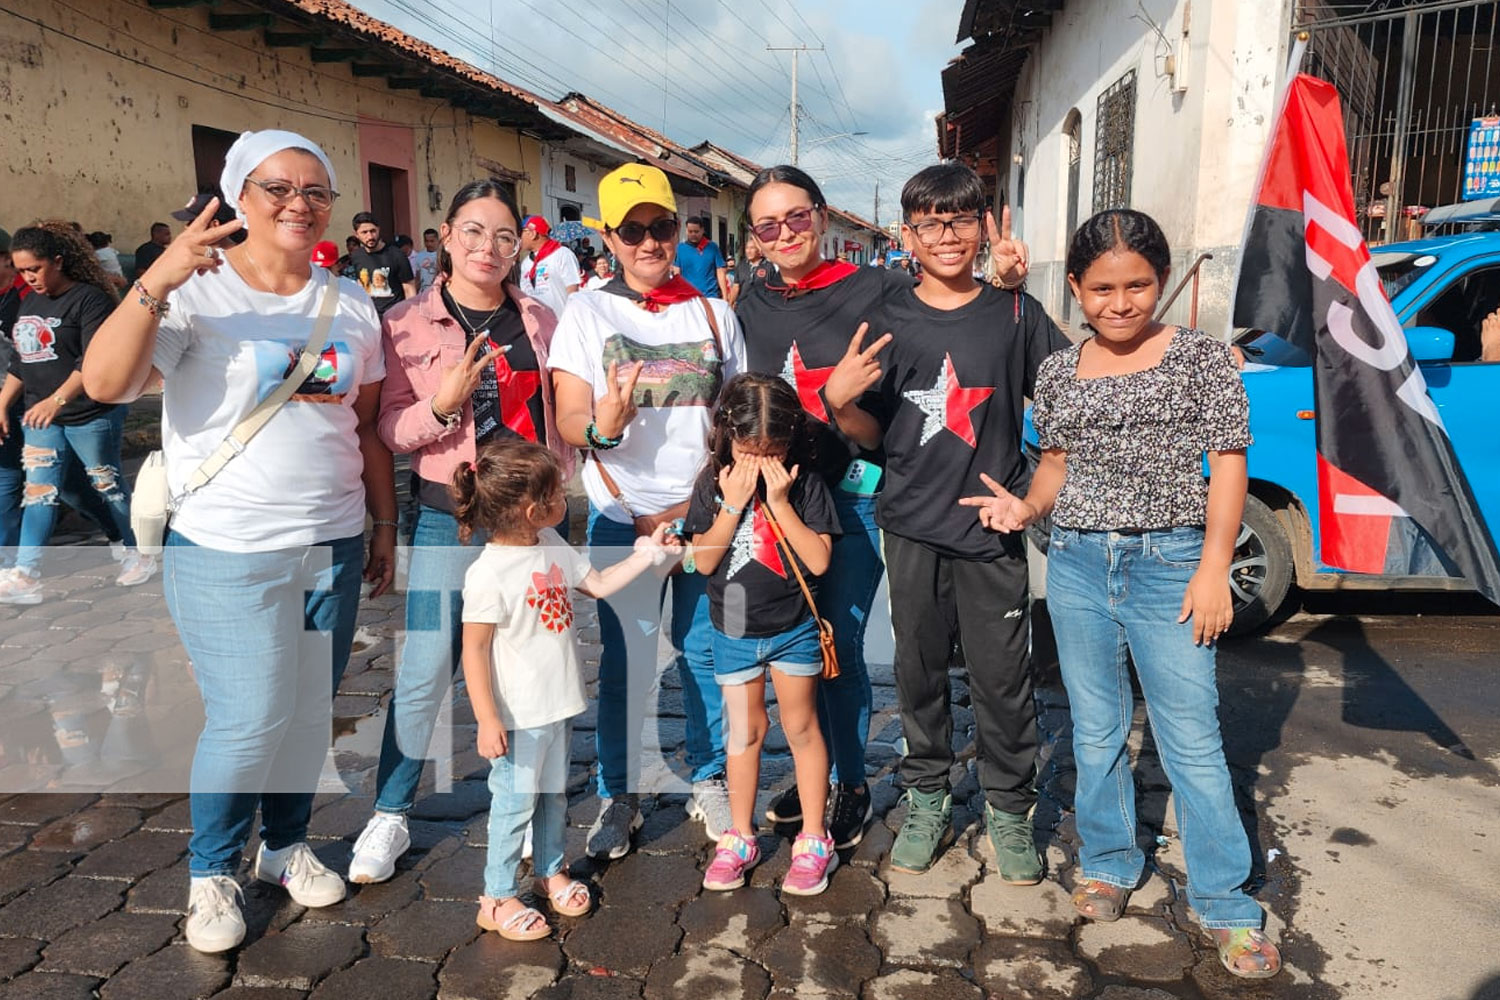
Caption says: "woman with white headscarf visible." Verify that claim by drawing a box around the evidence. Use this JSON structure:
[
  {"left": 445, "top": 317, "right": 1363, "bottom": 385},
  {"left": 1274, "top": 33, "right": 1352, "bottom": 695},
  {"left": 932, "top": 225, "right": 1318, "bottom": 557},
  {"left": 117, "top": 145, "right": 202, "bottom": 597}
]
[{"left": 85, "top": 130, "right": 397, "bottom": 954}]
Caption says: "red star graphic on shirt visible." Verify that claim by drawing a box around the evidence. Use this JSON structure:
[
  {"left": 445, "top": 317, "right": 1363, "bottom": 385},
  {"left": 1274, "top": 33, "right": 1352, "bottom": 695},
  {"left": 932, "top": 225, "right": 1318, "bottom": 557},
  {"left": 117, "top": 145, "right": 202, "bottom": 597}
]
[
  {"left": 780, "top": 342, "right": 835, "bottom": 424},
  {"left": 727, "top": 499, "right": 787, "bottom": 579},
  {"left": 493, "top": 348, "right": 541, "bottom": 440},
  {"left": 902, "top": 354, "right": 994, "bottom": 449}
]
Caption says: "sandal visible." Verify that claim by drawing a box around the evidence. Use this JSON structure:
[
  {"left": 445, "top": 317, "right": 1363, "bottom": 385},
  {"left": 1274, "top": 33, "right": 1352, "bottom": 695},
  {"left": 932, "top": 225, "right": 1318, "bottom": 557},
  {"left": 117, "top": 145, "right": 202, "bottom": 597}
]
[
  {"left": 535, "top": 877, "right": 591, "bottom": 917},
  {"left": 1071, "top": 879, "right": 1130, "bottom": 921},
  {"left": 1210, "top": 927, "right": 1282, "bottom": 979},
  {"left": 475, "top": 896, "right": 551, "bottom": 941}
]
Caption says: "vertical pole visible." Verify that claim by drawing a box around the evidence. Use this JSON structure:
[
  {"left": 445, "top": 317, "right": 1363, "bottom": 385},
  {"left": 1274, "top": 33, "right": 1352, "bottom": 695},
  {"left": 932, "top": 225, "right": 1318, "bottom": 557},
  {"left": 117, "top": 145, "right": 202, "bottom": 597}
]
[
  {"left": 790, "top": 48, "right": 800, "bottom": 165},
  {"left": 874, "top": 180, "right": 880, "bottom": 227},
  {"left": 1385, "top": 11, "right": 1420, "bottom": 245}
]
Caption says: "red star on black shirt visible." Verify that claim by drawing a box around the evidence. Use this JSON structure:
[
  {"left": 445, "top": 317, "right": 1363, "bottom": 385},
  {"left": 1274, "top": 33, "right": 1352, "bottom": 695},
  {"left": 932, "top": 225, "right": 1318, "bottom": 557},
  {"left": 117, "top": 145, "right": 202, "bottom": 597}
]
[
  {"left": 495, "top": 351, "right": 541, "bottom": 439},
  {"left": 779, "top": 341, "right": 835, "bottom": 424},
  {"left": 902, "top": 353, "right": 994, "bottom": 448}
]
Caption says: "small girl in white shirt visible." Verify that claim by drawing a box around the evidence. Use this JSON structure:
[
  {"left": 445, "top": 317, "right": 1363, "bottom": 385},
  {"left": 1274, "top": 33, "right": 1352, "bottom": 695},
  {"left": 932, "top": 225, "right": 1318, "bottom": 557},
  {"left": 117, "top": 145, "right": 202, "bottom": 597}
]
[{"left": 455, "top": 438, "right": 678, "bottom": 940}]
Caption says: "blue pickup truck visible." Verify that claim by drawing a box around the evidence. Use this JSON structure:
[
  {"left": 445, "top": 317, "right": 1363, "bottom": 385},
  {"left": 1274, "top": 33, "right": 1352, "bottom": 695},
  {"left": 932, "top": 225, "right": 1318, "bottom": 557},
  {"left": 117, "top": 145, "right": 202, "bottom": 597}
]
[{"left": 1025, "top": 231, "right": 1500, "bottom": 634}]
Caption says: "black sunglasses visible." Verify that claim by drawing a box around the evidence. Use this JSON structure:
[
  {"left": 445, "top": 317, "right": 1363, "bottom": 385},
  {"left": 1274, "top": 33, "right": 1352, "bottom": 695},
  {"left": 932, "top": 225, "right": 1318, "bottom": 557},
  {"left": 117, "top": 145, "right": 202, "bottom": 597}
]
[{"left": 611, "top": 217, "right": 679, "bottom": 246}]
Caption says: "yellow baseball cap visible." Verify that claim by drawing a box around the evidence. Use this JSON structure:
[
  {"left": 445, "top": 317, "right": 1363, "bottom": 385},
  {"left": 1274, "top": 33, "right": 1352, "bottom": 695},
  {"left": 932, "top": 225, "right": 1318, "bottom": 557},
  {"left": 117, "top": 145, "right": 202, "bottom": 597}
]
[{"left": 595, "top": 163, "right": 677, "bottom": 230}]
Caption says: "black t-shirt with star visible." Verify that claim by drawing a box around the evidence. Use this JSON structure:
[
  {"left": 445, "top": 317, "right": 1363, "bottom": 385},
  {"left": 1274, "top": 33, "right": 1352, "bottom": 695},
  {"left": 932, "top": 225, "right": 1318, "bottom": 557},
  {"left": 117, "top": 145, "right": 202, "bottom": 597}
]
[
  {"left": 874, "top": 283, "right": 1069, "bottom": 560},
  {"left": 684, "top": 469, "right": 842, "bottom": 637},
  {"left": 735, "top": 265, "right": 911, "bottom": 487},
  {"left": 8, "top": 282, "right": 119, "bottom": 426}
]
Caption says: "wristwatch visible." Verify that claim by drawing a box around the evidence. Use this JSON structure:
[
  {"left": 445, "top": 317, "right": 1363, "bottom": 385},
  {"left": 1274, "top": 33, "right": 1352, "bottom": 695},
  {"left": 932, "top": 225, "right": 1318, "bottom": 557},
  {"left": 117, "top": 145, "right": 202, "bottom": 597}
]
[
  {"left": 53, "top": 394, "right": 67, "bottom": 407},
  {"left": 431, "top": 399, "right": 460, "bottom": 429}
]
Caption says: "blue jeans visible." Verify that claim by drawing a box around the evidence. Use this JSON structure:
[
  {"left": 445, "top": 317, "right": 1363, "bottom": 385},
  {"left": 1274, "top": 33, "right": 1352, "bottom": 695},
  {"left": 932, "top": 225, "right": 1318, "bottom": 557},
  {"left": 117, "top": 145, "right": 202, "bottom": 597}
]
[
  {"left": 711, "top": 616, "right": 823, "bottom": 686},
  {"left": 164, "top": 531, "right": 365, "bottom": 877},
  {"left": 483, "top": 720, "right": 570, "bottom": 898},
  {"left": 0, "top": 402, "right": 23, "bottom": 559},
  {"left": 373, "top": 504, "right": 484, "bottom": 814},
  {"left": 1046, "top": 526, "right": 1262, "bottom": 929},
  {"left": 15, "top": 409, "right": 133, "bottom": 573},
  {"left": 816, "top": 490, "right": 882, "bottom": 786},
  {"left": 587, "top": 504, "right": 723, "bottom": 797}
]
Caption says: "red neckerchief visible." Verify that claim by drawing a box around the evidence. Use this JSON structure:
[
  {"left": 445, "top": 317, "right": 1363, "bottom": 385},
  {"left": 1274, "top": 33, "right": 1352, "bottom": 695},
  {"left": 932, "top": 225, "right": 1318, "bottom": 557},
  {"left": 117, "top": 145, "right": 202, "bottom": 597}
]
[
  {"left": 692, "top": 237, "right": 710, "bottom": 252},
  {"left": 598, "top": 274, "right": 703, "bottom": 313},
  {"left": 764, "top": 259, "right": 858, "bottom": 299},
  {"left": 526, "top": 239, "right": 563, "bottom": 285},
  {"left": 10, "top": 275, "right": 29, "bottom": 300}
]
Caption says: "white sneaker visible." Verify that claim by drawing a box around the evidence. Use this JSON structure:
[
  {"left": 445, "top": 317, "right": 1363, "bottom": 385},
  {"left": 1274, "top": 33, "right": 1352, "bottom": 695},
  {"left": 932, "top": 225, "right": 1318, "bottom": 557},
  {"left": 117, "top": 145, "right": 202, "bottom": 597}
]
[
  {"left": 253, "top": 841, "right": 346, "bottom": 907},
  {"left": 185, "top": 875, "right": 245, "bottom": 953},
  {"left": 687, "top": 777, "right": 733, "bottom": 842},
  {"left": 348, "top": 812, "right": 410, "bottom": 884},
  {"left": 0, "top": 568, "right": 42, "bottom": 605},
  {"left": 116, "top": 551, "right": 158, "bottom": 586},
  {"left": 109, "top": 540, "right": 128, "bottom": 562}
]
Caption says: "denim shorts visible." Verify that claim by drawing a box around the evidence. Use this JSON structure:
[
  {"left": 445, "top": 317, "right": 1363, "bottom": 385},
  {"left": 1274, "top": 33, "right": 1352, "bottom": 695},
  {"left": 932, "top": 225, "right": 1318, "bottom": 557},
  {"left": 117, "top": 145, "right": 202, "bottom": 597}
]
[{"left": 711, "top": 616, "right": 823, "bottom": 686}]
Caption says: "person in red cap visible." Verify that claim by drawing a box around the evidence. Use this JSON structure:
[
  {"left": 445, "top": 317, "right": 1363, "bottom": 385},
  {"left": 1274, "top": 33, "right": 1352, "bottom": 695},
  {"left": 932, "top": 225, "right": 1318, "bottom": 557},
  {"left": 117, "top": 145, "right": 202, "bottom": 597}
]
[
  {"left": 518, "top": 216, "right": 580, "bottom": 319},
  {"left": 311, "top": 240, "right": 339, "bottom": 269}
]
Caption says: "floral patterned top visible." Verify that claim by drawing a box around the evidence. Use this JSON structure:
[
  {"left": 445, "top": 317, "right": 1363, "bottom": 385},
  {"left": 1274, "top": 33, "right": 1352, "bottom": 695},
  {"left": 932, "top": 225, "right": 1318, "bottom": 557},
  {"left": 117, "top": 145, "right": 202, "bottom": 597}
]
[{"left": 1032, "top": 328, "right": 1252, "bottom": 531}]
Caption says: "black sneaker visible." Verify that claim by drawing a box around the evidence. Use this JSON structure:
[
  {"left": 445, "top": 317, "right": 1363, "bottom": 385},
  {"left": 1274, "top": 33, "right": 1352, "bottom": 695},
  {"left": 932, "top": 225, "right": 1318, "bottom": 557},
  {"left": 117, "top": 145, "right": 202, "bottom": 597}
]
[
  {"left": 828, "top": 782, "right": 873, "bottom": 849},
  {"left": 765, "top": 785, "right": 803, "bottom": 825}
]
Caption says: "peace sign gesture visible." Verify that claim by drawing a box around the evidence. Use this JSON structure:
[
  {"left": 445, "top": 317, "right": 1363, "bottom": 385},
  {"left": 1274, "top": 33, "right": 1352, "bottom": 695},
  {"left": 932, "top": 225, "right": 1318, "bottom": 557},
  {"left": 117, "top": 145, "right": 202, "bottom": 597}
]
[
  {"left": 958, "top": 472, "right": 1037, "bottom": 533},
  {"left": 140, "top": 197, "right": 244, "bottom": 296},
  {"left": 432, "top": 334, "right": 510, "bottom": 419},
  {"left": 824, "top": 322, "right": 893, "bottom": 412},
  {"left": 987, "top": 205, "right": 1030, "bottom": 289},
  {"left": 594, "top": 360, "right": 643, "bottom": 440}
]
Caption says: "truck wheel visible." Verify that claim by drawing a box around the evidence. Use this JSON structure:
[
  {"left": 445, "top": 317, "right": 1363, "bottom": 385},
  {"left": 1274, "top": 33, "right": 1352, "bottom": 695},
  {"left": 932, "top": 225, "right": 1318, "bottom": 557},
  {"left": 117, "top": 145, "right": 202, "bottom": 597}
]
[{"left": 1227, "top": 494, "right": 1294, "bottom": 635}]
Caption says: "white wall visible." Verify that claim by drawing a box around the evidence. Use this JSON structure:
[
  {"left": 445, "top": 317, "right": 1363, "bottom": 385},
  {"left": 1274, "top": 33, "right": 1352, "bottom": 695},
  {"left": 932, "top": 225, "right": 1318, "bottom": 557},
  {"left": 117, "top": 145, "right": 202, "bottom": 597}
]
[
  {"left": 539, "top": 146, "right": 607, "bottom": 224},
  {"left": 1007, "top": 0, "right": 1292, "bottom": 334}
]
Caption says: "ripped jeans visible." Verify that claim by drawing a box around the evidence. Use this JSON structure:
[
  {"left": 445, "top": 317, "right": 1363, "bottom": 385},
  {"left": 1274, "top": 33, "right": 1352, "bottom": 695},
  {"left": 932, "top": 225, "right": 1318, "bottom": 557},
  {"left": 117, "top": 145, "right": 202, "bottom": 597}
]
[{"left": 14, "top": 407, "right": 135, "bottom": 575}]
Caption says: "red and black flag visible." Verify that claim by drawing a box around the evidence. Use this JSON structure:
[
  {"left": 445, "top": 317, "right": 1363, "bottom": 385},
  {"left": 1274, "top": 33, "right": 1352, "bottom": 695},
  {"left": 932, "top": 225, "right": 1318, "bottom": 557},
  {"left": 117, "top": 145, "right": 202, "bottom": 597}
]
[{"left": 1233, "top": 73, "right": 1500, "bottom": 601}]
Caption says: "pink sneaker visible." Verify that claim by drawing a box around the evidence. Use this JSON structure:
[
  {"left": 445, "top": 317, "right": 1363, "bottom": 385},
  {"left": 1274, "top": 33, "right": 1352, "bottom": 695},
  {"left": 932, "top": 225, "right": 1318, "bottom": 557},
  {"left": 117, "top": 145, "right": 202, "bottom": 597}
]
[
  {"left": 703, "top": 829, "right": 759, "bottom": 891},
  {"left": 782, "top": 832, "right": 838, "bottom": 896}
]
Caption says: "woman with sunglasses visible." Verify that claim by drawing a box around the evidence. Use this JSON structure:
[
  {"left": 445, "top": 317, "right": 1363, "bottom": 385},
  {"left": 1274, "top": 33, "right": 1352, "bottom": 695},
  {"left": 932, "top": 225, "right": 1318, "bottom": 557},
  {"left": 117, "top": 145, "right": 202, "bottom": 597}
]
[
  {"left": 734, "top": 165, "right": 1030, "bottom": 850},
  {"left": 83, "top": 129, "right": 397, "bottom": 953},
  {"left": 348, "top": 179, "right": 574, "bottom": 885},
  {"left": 549, "top": 163, "right": 747, "bottom": 859}
]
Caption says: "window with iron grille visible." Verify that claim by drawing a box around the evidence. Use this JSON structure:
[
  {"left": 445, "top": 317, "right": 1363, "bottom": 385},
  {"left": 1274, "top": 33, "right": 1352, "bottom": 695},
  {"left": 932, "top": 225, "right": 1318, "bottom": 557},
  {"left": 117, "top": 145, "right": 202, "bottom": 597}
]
[{"left": 1093, "top": 70, "right": 1137, "bottom": 212}]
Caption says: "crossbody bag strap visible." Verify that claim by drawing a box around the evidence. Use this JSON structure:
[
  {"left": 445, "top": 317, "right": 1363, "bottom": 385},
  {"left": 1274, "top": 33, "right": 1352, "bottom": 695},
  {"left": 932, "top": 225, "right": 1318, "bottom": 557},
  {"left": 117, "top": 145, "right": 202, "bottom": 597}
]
[
  {"left": 183, "top": 274, "right": 341, "bottom": 494},
  {"left": 698, "top": 297, "right": 725, "bottom": 360},
  {"left": 758, "top": 499, "right": 823, "bottom": 626},
  {"left": 589, "top": 451, "right": 635, "bottom": 518}
]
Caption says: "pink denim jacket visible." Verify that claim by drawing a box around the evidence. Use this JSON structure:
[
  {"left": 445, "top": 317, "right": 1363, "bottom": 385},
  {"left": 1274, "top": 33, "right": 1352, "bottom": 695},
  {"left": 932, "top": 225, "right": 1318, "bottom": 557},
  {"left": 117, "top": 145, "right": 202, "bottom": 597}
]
[{"left": 377, "top": 277, "right": 576, "bottom": 487}]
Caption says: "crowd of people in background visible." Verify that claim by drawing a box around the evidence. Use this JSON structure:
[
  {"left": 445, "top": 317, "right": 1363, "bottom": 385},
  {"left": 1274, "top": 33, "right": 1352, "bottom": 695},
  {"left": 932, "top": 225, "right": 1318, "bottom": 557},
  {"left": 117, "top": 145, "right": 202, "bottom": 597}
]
[{"left": 0, "top": 131, "right": 1284, "bottom": 982}]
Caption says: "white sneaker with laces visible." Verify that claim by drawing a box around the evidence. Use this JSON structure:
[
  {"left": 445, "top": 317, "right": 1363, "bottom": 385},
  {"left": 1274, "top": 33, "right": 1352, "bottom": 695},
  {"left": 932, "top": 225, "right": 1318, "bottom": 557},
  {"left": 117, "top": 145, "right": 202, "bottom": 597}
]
[
  {"left": 253, "top": 841, "right": 346, "bottom": 907},
  {"left": 347, "top": 812, "right": 410, "bottom": 884},
  {"left": 687, "top": 777, "right": 733, "bottom": 842},
  {"left": 0, "top": 568, "right": 42, "bottom": 606},
  {"left": 116, "top": 551, "right": 158, "bottom": 586},
  {"left": 185, "top": 875, "right": 246, "bottom": 953}
]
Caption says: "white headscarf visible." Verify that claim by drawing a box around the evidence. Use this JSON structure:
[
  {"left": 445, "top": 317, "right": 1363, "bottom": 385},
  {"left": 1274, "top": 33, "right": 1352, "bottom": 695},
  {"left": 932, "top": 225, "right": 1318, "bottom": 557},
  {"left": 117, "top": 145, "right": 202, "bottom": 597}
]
[{"left": 218, "top": 129, "right": 338, "bottom": 231}]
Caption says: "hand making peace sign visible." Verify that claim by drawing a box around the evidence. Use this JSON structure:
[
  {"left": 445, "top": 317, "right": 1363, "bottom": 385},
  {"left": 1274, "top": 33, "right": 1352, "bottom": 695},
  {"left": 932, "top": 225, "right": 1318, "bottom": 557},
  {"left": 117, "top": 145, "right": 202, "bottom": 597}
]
[
  {"left": 432, "top": 334, "right": 510, "bottom": 418},
  {"left": 593, "top": 360, "right": 643, "bottom": 440},
  {"left": 138, "top": 197, "right": 244, "bottom": 297},
  {"left": 987, "top": 205, "right": 1030, "bottom": 288},
  {"left": 823, "top": 322, "right": 893, "bottom": 412}
]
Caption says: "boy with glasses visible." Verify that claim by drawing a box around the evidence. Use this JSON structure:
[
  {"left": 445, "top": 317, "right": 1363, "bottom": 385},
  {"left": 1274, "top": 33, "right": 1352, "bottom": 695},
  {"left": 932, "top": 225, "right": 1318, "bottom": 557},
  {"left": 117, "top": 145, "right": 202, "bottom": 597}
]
[{"left": 825, "top": 163, "right": 1067, "bottom": 878}]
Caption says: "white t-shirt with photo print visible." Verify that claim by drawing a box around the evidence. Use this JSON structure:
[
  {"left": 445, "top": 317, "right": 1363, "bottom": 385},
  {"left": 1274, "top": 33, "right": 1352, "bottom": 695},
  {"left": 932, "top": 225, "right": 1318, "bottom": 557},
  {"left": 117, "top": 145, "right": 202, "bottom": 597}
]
[
  {"left": 153, "top": 264, "right": 385, "bottom": 552},
  {"left": 546, "top": 289, "right": 746, "bottom": 522},
  {"left": 461, "top": 528, "right": 593, "bottom": 730}
]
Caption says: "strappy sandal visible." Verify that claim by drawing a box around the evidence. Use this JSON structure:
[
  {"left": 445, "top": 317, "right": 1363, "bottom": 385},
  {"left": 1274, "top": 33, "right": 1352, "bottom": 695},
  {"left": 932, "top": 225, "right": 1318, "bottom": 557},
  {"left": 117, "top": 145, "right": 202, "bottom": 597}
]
[
  {"left": 1071, "top": 879, "right": 1130, "bottom": 921},
  {"left": 475, "top": 896, "right": 551, "bottom": 941},
  {"left": 535, "top": 877, "right": 591, "bottom": 917},
  {"left": 1209, "top": 927, "right": 1282, "bottom": 979}
]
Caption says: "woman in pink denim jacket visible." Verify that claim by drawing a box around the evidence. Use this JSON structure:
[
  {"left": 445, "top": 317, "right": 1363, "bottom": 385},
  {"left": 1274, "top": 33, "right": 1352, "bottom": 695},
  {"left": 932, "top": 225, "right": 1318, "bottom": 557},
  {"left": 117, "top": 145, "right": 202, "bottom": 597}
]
[{"left": 349, "top": 180, "right": 576, "bottom": 884}]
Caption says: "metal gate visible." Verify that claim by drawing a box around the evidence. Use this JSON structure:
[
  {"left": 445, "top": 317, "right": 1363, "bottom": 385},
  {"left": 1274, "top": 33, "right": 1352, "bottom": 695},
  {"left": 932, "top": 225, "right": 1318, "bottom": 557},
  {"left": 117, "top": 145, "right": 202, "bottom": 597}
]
[{"left": 1298, "top": 0, "right": 1500, "bottom": 243}]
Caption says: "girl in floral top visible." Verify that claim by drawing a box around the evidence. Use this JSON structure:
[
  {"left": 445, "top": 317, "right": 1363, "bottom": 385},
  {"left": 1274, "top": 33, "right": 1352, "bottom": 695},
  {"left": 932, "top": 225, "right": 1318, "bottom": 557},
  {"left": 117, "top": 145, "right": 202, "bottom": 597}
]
[{"left": 961, "top": 209, "right": 1280, "bottom": 979}]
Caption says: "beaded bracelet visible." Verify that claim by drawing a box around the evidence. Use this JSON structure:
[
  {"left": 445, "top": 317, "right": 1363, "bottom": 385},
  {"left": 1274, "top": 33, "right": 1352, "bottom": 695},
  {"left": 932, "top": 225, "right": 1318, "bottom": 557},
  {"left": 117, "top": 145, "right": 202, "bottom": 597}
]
[
  {"left": 716, "top": 495, "right": 743, "bottom": 516},
  {"left": 133, "top": 280, "right": 170, "bottom": 318},
  {"left": 585, "top": 421, "right": 622, "bottom": 449},
  {"left": 372, "top": 519, "right": 399, "bottom": 530}
]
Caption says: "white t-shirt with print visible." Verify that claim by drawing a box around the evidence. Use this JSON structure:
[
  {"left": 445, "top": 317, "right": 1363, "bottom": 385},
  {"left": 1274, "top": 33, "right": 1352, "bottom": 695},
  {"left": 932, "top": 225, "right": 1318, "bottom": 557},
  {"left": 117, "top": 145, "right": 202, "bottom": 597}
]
[
  {"left": 519, "top": 245, "right": 581, "bottom": 319},
  {"left": 461, "top": 528, "right": 593, "bottom": 730},
  {"left": 547, "top": 289, "right": 746, "bottom": 522},
  {"left": 153, "top": 265, "right": 385, "bottom": 552}
]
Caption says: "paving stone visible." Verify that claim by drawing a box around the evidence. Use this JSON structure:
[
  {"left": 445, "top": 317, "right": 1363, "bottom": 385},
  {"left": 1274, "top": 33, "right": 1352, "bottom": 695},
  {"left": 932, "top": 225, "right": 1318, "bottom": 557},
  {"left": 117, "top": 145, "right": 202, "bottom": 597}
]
[
  {"left": 124, "top": 859, "right": 191, "bottom": 914},
  {"left": 369, "top": 899, "right": 479, "bottom": 961},
  {"left": 418, "top": 845, "right": 487, "bottom": 901},
  {"left": 0, "top": 875, "right": 124, "bottom": 939},
  {"left": 861, "top": 968, "right": 984, "bottom": 1000},
  {"left": 439, "top": 933, "right": 563, "bottom": 999},
  {"left": 869, "top": 897, "right": 980, "bottom": 969},
  {"left": 644, "top": 945, "right": 769, "bottom": 1000},
  {"left": 746, "top": 836, "right": 793, "bottom": 890},
  {"left": 1093, "top": 988, "right": 1180, "bottom": 1000},
  {"left": 597, "top": 851, "right": 703, "bottom": 911},
  {"left": 636, "top": 801, "right": 707, "bottom": 855},
  {"left": 967, "top": 874, "right": 1076, "bottom": 939},
  {"left": 1076, "top": 916, "right": 1195, "bottom": 982},
  {"left": 100, "top": 944, "right": 231, "bottom": 1000},
  {"left": 847, "top": 820, "right": 894, "bottom": 869},
  {"left": 301, "top": 867, "right": 422, "bottom": 926},
  {"left": 562, "top": 901, "right": 683, "bottom": 977},
  {"left": 0, "top": 793, "right": 96, "bottom": 826},
  {"left": 971, "top": 937, "right": 1094, "bottom": 1000},
  {"left": 74, "top": 829, "right": 186, "bottom": 880},
  {"left": 0, "top": 972, "right": 101, "bottom": 1000},
  {"left": 1125, "top": 869, "right": 1176, "bottom": 915},
  {"left": 783, "top": 866, "right": 885, "bottom": 924},
  {"left": 532, "top": 975, "right": 645, "bottom": 1000},
  {"left": 240, "top": 883, "right": 311, "bottom": 939},
  {"left": 208, "top": 989, "right": 307, "bottom": 1000},
  {"left": 37, "top": 911, "right": 180, "bottom": 977},
  {"left": 407, "top": 781, "right": 489, "bottom": 822},
  {"left": 0, "top": 938, "right": 41, "bottom": 983},
  {"left": 0, "top": 828, "right": 27, "bottom": 858},
  {"left": 881, "top": 841, "right": 981, "bottom": 898},
  {"left": 0, "top": 852, "right": 72, "bottom": 906},
  {"left": 307, "top": 796, "right": 378, "bottom": 841},
  {"left": 235, "top": 922, "right": 366, "bottom": 991},
  {"left": 30, "top": 806, "right": 143, "bottom": 852},
  {"left": 759, "top": 921, "right": 880, "bottom": 995},
  {"left": 98, "top": 792, "right": 185, "bottom": 811},
  {"left": 309, "top": 956, "right": 437, "bottom": 1000},
  {"left": 142, "top": 798, "right": 193, "bottom": 833},
  {"left": 677, "top": 886, "right": 785, "bottom": 952}
]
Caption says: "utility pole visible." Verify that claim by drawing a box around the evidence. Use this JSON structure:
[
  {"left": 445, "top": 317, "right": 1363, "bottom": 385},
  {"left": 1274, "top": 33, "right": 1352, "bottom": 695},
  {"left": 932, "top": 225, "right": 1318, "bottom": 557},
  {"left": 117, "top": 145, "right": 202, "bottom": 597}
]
[
  {"left": 768, "top": 44, "right": 823, "bottom": 166},
  {"left": 873, "top": 181, "right": 880, "bottom": 227}
]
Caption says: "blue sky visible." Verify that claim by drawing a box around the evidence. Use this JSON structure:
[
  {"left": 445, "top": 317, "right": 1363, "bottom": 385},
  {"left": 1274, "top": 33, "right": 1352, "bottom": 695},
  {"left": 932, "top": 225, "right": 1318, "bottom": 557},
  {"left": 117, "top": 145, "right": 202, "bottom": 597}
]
[{"left": 350, "top": 0, "right": 965, "bottom": 223}]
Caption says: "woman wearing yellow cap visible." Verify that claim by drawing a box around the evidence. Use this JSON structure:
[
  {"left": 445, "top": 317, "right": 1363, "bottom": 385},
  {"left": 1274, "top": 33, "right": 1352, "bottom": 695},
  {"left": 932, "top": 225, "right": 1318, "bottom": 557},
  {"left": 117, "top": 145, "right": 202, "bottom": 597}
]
[{"left": 548, "top": 163, "right": 746, "bottom": 858}]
